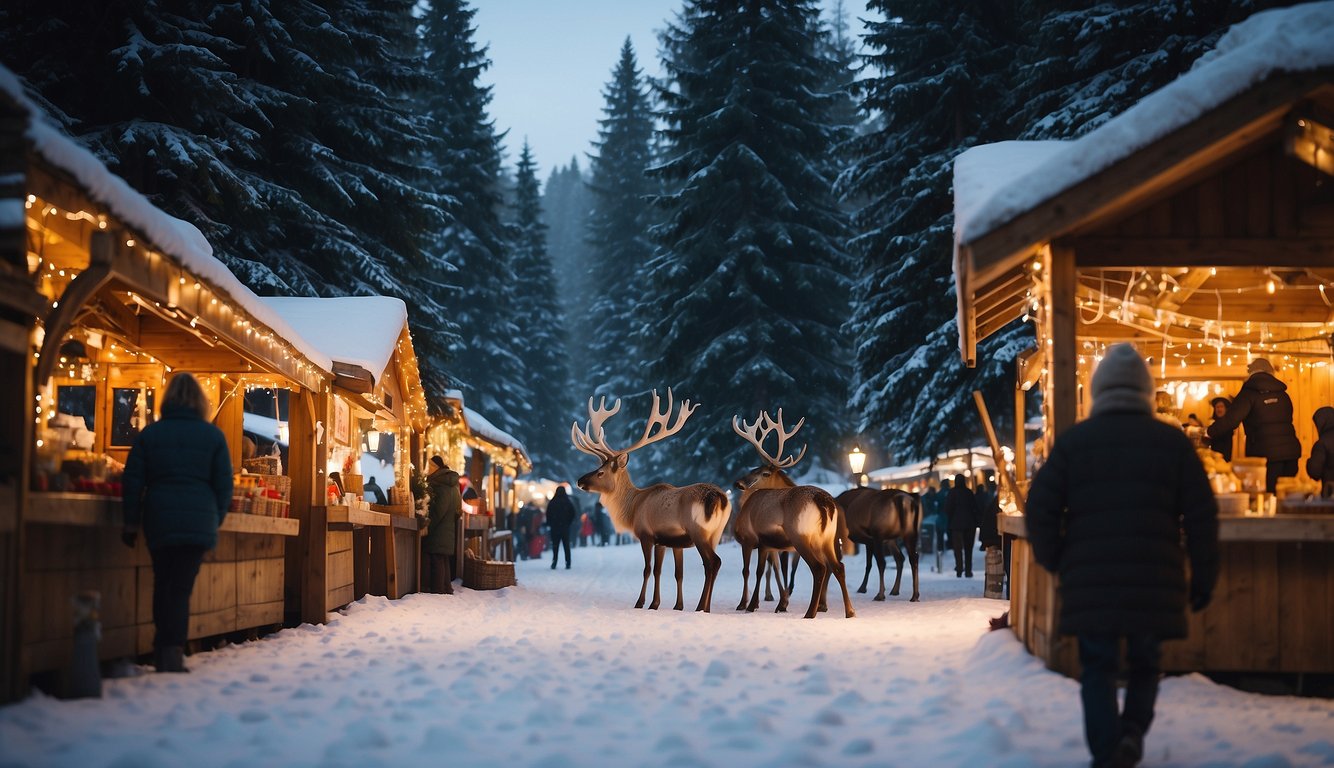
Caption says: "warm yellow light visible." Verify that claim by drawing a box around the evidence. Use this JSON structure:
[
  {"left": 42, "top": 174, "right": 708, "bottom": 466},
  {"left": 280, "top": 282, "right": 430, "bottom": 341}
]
[{"left": 848, "top": 446, "right": 866, "bottom": 475}]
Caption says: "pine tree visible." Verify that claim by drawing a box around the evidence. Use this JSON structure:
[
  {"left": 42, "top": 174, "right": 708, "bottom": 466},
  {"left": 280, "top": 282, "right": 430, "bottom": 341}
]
[
  {"left": 645, "top": 0, "right": 853, "bottom": 479},
  {"left": 584, "top": 38, "right": 657, "bottom": 402},
  {"left": 509, "top": 142, "right": 574, "bottom": 477},
  {"left": 0, "top": 0, "right": 456, "bottom": 368},
  {"left": 541, "top": 158, "right": 593, "bottom": 385},
  {"left": 418, "top": 0, "right": 527, "bottom": 434},
  {"left": 841, "top": 2, "right": 1025, "bottom": 463}
]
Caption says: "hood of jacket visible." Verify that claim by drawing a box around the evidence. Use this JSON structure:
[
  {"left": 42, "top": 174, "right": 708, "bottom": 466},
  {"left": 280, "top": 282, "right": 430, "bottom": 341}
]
[
  {"left": 1315, "top": 406, "right": 1334, "bottom": 436},
  {"left": 1241, "top": 371, "right": 1287, "bottom": 394}
]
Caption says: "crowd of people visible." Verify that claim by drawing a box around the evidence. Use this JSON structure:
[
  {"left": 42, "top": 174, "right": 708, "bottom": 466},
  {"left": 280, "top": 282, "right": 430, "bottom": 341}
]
[{"left": 510, "top": 483, "right": 625, "bottom": 569}]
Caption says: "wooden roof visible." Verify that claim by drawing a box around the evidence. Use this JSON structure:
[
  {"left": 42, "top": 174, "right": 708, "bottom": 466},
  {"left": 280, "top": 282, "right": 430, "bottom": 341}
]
[{"left": 955, "top": 70, "right": 1334, "bottom": 365}]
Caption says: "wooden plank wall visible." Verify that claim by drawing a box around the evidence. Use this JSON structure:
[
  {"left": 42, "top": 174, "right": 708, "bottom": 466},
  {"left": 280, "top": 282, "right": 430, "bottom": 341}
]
[
  {"left": 22, "top": 525, "right": 287, "bottom": 678},
  {"left": 325, "top": 526, "right": 354, "bottom": 611},
  {"left": 1164, "top": 540, "right": 1334, "bottom": 673}
]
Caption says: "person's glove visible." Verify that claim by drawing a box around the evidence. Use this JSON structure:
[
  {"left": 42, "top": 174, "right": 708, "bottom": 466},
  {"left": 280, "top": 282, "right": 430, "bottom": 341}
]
[
  {"left": 121, "top": 528, "right": 138, "bottom": 549},
  {"left": 1189, "top": 587, "right": 1212, "bottom": 613}
]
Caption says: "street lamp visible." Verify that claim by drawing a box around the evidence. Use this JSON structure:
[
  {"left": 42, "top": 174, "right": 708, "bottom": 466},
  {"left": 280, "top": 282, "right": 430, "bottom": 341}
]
[{"left": 848, "top": 445, "right": 866, "bottom": 487}]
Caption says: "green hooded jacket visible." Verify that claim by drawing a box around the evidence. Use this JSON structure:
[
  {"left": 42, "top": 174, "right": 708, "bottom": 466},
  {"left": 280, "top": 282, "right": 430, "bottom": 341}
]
[{"left": 425, "top": 467, "right": 462, "bottom": 554}]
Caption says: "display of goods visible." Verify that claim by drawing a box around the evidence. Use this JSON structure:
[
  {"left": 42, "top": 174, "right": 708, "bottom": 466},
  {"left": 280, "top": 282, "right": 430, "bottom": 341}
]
[
  {"left": 243, "top": 456, "right": 280, "bottom": 475},
  {"left": 1215, "top": 492, "right": 1248, "bottom": 516}
]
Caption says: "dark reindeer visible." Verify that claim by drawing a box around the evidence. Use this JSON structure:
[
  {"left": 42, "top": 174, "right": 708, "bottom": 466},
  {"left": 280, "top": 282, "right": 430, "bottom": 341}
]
[
  {"left": 835, "top": 487, "right": 923, "bottom": 602},
  {"left": 732, "top": 410, "right": 855, "bottom": 619}
]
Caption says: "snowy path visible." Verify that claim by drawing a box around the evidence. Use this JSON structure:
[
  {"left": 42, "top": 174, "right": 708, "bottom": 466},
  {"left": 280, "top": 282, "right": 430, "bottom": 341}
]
[{"left": 1, "top": 541, "right": 1331, "bottom": 767}]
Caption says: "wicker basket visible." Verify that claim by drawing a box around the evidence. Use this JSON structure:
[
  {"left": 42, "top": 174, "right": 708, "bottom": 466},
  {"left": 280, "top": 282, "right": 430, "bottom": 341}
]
[{"left": 462, "top": 552, "right": 516, "bottom": 590}]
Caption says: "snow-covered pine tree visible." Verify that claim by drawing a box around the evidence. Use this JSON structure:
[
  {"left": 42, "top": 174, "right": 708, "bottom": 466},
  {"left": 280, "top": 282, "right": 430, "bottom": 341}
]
[
  {"left": 541, "top": 158, "right": 593, "bottom": 388},
  {"left": 647, "top": 0, "right": 853, "bottom": 479},
  {"left": 509, "top": 142, "right": 575, "bottom": 478},
  {"left": 0, "top": 0, "right": 455, "bottom": 366},
  {"left": 841, "top": 1, "right": 1027, "bottom": 463},
  {"left": 417, "top": 0, "right": 528, "bottom": 435},
  {"left": 584, "top": 37, "right": 658, "bottom": 403},
  {"left": 1008, "top": 0, "right": 1290, "bottom": 140}
]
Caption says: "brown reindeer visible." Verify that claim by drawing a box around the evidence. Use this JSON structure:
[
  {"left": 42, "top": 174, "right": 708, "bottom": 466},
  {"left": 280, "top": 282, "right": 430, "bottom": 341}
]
[
  {"left": 835, "top": 486, "right": 922, "bottom": 602},
  {"left": 732, "top": 411, "right": 855, "bottom": 619},
  {"left": 571, "top": 389, "right": 730, "bottom": 612}
]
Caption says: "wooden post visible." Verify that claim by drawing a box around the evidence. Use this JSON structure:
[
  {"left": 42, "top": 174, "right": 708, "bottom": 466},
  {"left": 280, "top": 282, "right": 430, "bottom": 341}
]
[
  {"left": 1048, "top": 243, "right": 1078, "bottom": 437},
  {"left": 1014, "top": 380, "right": 1027, "bottom": 491},
  {"left": 285, "top": 387, "right": 316, "bottom": 625},
  {"left": 0, "top": 95, "right": 33, "bottom": 703},
  {"left": 972, "top": 391, "right": 1025, "bottom": 514}
]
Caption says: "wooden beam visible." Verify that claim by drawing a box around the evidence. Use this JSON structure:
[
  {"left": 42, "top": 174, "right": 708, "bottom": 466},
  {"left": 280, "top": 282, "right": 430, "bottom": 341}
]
[
  {"left": 33, "top": 232, "right": 113, "bottom": 387},
  {"left": 1072, "top": 236, "right": 1334, "bottom": 268},
  {"left": 966, "top": 70, "right": 1333, "bottom": 275},
  {"left": 972, "top": 390, "right": 1024, "bottom": 514}
]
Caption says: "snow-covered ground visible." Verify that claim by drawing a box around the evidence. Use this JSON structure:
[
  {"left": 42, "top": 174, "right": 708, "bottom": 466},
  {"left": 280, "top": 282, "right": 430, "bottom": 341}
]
[{"left": 1, "top": 542, "right": 1331, "bottom": 768}]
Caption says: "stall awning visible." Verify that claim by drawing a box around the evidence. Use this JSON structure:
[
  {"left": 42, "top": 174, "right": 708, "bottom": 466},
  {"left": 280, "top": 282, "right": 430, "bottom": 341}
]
[
  {"left": 463, "top": 406, "right": 531, "bottom": 471},
  {"left": 952, "top": 4, "right": 1334, "bottom": 364},
  {"left": 260, "top": 296, "right": 406, "bottom": 383}
]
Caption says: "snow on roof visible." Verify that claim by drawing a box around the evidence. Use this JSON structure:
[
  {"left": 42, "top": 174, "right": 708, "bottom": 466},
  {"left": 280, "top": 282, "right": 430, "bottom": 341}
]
[
  {"left": 260, "top": 296, "right": 407, "bottom": 379},
  {"left": 0, "top": 64, "right": 335, "bottom": 373},
  {"left": 463, "top": 406, "right": 528, "bottom": 458},
  {"left": 955, "top": 2, "right": 1334, "bottom": 244}
]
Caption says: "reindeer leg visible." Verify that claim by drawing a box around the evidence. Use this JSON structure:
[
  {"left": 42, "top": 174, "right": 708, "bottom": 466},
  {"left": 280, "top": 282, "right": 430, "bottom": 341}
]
[
  {"left": 772, "top": 551, "right": 790, "bottom": 613},
  {"left": 736, "top": 544, "right": 752, "bottom": 611},
  {"left": 649, "top": 544, "right": 664, "bottom": 610},
  {"left": 798, "top": 548, "right": 826, "bottom": 619},
  {"left": 672, "top": 547, "right": 685, "bottom": 611},
  {"left": 748, "top": 546, "right": 767, "bottom": 612},
  {"left": 871, "top": 540, "right": 887, "bottom": 601},
  {"left": 907, "top": 533, "right": 921, "bottom": 603},
  {"left": 829, "top": 538, "right": 856, "bottom": 618},
  {"left": 694, "top": 544, "right": 717, "bottom": 612},
  {"left": 635, "top": 539, "right": 653, "bottom": 609},
  {"left": 858, "top": 543, "right": 872, "bottom": 594},
  {"left": 889, "top": 540, "right": 905, "bottom": 597},
  {"left": 763, "top": 555, "right": 774, "bottom": 602}
]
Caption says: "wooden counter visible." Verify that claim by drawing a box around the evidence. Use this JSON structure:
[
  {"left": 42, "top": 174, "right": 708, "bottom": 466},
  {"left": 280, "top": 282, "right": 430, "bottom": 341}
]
[
  {"left": 1001, "top": 510, "right": 1334, "bottom": 676},
  {"left": 22, "top": 492, "right": 299, "bottom": 679},
  {"left": 301, "top": 505, "right": 421, "bottom": 621}
]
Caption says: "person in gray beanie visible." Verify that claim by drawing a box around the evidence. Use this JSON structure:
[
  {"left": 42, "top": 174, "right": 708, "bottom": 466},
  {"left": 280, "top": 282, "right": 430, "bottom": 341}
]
[
  {"left": 1026, "top": 343, "right": 1218, "bottom": 768},
  {"left": 1206, "top": 357, "right": 1301, "bottom": 492}
]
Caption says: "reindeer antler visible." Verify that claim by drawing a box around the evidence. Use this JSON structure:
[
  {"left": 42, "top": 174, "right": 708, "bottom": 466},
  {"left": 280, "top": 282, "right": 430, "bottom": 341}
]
[
  {"left": 732, "top": 408, "right": 807, "bottom": 468},
  {"left": 571, "top": 395, "right": 621, "bottom": 460},
  {"left": 571, "top": 388, "right": 697, "bottom": 460}
]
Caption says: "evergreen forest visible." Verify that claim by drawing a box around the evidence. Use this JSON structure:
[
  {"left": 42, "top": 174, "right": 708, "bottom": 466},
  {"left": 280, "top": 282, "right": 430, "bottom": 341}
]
[{"left": 0, "top": 0, "right": 1288, "bottom": 481}]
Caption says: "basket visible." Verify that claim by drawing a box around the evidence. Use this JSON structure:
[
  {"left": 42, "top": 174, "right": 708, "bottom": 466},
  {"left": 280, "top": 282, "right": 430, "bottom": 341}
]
[
  {"left": 243, "top": 456, "right": 281, "bottom": 475},
  {"left": 1215, "top": 492, "right": 1248, "bottom": 516},
  {"left": 462, "top": 552, "right": 516, "bottom": 590}
]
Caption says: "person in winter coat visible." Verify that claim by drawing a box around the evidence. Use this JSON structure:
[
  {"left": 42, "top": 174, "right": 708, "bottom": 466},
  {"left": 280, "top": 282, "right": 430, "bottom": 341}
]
[
  {"left": 1206, "top": 358, "right": 1301, "bottom": 492},
  {"left": 424, "top": 456, "right": 462, "bottom": 594},
  {"left": 121, "top": 372, "right": 233, "bottom": 673},
  {"left": 1027, "top": 343, "right": 1218, "bottom": 768},
  {"left": 943, "top": 473, "right": 979, "bottom": 577},
  {"left": 545, "top": 484, "right": 577, "bottom": 569},
  {"left": 1207, "top": 397, "right": 1235, "bottom": 462},
  {"left": 978, "top": 479, "right": 1001, "bottom": 551},
  {"left": 1306, "top": 406, "right": 1334, "bottom": 499}
]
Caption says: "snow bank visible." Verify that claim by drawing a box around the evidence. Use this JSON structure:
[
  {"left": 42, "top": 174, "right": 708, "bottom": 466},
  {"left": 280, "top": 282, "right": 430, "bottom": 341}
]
[{"left": 955, "top": 1, "right": 1334, "bottom": 244}]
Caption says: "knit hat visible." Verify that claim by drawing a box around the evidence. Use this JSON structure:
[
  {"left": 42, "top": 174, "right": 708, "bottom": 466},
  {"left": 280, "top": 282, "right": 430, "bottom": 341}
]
[
  {"left": 430, "top": 455, "right": 446, "bottom": 470},
  {"left": 1090, "top": 343, "right": 1154, "bottom": 402},
  {"left": 1247, "top": 357, "right": 1274, "bottom": 375}
]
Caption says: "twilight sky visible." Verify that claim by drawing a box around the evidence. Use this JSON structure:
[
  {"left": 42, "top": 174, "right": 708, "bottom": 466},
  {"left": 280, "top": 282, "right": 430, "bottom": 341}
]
[{"left": 471, "top": 0, "right": 879, "bottom": 184}]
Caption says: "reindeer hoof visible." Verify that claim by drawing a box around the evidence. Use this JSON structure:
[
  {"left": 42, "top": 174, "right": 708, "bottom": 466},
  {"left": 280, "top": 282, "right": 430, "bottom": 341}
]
[
  {"left": 873, "top": 594, "right": 885, "bottom": 602},
  {"left": 910, "top": 595, "right": 921, "bottom": 602},
  {"left": 890, "top": 589, "right": 900, "bottom": 596},
  {"left": 674, "top": 604, "right": 684, "bottom": 611},
  {"left": 846, "top": 610, "right": 857, "bottom": 618},
  {"left": 634, "top": 600, "right": 645, "bottom": 609},
  {"left": 856, "top": 586, "right": 867, "bottom": 594}
]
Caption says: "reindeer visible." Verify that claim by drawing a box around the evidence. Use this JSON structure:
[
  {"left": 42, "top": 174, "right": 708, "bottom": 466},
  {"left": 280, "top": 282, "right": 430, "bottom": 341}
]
[
  {"left": 571, "top": 389, "right": 730, "bottom": 612},
  {"left": 732, "top": 411, "right": 855, "bottom": 619},
  {"left": 835, "top": 486, "right": 922, "bottom": 602}
]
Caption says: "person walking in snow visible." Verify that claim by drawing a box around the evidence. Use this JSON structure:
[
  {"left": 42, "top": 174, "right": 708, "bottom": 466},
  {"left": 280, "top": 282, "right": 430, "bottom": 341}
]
[
  {"left": 1026, "top": 343, "right": 1218, "bottom": 768},
  {"left": 424, "top": 456, "right": 461, "bottom": 594},
  {"left": 1206, "top": 357, "right": 1301, "bottom": 493},
  {"left": 1306, "top": 406, "right": 1334, "bottom": 498},
  {"left": 121, "top": 372, "right": 233, "bottom": 673},
  {"left": 943, "top": 473, "right": 978, "bottom": 577},
  {"left": 545, "top": 484, "right": 577, "bottom": 569}
]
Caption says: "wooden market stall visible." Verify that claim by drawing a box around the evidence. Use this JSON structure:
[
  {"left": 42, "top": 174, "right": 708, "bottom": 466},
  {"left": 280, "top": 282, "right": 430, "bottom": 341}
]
[
  {"left": 260, "top": 297, "right": 429, "bottom": 623},
  {"left": 952, "top": 27, "right": 1334, "bottom": 681},
  {"left": 459, "top": 404, "right": 530, "bottom": 568},
  {"left": 0, "top": 72, "right": 338, "bottom": 700}
]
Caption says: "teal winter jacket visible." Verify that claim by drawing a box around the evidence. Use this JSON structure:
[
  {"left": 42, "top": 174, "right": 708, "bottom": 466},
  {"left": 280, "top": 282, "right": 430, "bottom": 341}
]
[{"left": 122, "top": 405, "right": 233, "bottom": 550}]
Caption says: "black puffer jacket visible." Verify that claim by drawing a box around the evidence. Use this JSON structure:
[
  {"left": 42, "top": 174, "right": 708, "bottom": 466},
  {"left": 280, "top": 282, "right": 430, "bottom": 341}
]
[
  {"left": 943, "top": 484, "right": 979, "bottom": 532},
  {"left": 1206, "top": 372, "right": 1301, "bottom": 461},
  {"left": 1027, "top": 412, "right": 1219, "bottom": 638},
  {"left": 1306, "top": 406, "right": 1334, "bottom": 494}
]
